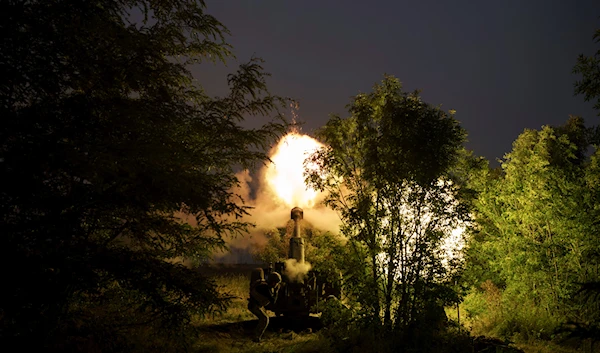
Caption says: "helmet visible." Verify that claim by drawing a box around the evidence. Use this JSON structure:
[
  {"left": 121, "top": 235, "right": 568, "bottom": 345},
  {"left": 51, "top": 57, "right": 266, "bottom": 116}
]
[{"left": 268, "top": 272, "right": 282, "bottom": 284}]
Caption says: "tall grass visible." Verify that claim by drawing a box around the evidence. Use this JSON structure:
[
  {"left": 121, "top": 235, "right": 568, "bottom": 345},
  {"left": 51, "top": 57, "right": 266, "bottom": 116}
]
[
  {"left": 194, "top": 274, "right": 255, "bottom": 324},
  {"left": 460, "top": 281, "right": 591, "bottom": 353}
]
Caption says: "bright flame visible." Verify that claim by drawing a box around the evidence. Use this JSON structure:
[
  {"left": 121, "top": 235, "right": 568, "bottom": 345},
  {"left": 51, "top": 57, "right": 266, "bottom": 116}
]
[{"left": 264, "top": 132, "right": 324, "bottom": 208}]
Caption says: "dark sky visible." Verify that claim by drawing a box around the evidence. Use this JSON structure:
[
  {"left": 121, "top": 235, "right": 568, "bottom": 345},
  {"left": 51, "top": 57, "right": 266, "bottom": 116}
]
[{"left": 194, "top": 1, "right": 599, "bottom": 164}]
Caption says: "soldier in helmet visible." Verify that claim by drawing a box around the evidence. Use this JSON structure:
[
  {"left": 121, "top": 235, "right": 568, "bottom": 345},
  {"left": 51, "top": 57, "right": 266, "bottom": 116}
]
[{"left": 248, "top": 271, "right": 282, "bottom": 342}]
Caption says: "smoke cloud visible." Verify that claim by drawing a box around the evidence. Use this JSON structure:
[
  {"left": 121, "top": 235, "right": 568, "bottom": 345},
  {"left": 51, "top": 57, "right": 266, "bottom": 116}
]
[
  {"left": 210, "top": 133, "right": 343, "bottom": 263},
  {"left": 283, "top": 259, "right": 312, "bottom": 283}
]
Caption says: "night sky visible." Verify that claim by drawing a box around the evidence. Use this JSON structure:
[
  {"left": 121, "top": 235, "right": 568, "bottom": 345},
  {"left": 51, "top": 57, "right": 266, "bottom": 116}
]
[{"left": 195, "top": 1, "right": 600, "bottom": 164}]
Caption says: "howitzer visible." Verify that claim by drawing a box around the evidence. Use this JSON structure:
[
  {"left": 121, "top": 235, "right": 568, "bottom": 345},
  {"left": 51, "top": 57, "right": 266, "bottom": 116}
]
[{"left": 259, "top": 207, "right": 341, "bottom": 317}]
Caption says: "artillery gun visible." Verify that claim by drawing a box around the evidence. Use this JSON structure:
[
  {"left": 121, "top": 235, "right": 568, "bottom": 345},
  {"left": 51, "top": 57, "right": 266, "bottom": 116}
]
[{"left": 254, "top": 207, "right": 341, "bottom": 317}]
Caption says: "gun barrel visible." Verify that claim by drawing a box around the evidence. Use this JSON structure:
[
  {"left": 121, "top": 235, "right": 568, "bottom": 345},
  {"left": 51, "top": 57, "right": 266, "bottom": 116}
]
[{"left": 289, "top": 207, "right": 305, "bottom": 263}]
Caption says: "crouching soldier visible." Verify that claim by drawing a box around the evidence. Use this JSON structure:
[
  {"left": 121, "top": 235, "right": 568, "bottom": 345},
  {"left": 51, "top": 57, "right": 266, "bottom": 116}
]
[{"left": 248, "top": 272, "right": 282, "bottom": 342}]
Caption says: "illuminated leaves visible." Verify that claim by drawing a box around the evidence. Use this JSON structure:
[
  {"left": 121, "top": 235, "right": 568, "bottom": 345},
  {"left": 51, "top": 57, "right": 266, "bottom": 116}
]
[
  {"left": 468, "top": 117, "right": 600, "bottom": 337},
  {"left": 305, "top": 76, "right": 468, "bottom": 330}
]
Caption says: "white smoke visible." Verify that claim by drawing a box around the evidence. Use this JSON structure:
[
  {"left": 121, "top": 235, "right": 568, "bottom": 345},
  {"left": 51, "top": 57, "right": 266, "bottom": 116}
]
[
  {"left": 210, "top": 133, "right": 343, "bottom": 263},
  {"left": 283, "top": 258, "right": 312, "bottom": 283}
]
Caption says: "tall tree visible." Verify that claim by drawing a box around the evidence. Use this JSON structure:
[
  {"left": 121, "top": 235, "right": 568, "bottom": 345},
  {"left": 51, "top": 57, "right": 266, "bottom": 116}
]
[
  {"left": 305, "top": 76, "right": 468, "bottom": 335},
  {"left": 465, "top": 117, "right": 600, "bottom": 339},
  {"left": 0, "top": 0, "right": 285, "bottom": 349}
]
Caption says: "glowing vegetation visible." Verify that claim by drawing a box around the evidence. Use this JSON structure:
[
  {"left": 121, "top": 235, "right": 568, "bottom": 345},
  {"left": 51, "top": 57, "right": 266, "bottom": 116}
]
[
  {"left": 462, "top": 116, "right": 600, "bottom": 346},
  {"left": 305, "top": 76, "right": 469, "bottom": 346}
]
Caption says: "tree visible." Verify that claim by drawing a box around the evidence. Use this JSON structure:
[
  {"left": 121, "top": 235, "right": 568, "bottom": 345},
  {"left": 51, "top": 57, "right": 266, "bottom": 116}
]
[
  {"left": 573, "top": 29, "right": 600, "bottom": 115},
  {"left": 0, "top": 0, "right": 285, "bottom": 349},
  {"left": 465, "top": 117, "right": 600, "bottom": 339},
  {"left": 305, "top": 76, "right": 468, "bottom": 337}
]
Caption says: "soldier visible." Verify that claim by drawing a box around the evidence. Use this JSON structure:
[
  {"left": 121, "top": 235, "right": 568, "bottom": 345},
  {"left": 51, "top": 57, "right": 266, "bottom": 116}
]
[{"left": 248, "top": 272, "right": 282, "bottom": 342}]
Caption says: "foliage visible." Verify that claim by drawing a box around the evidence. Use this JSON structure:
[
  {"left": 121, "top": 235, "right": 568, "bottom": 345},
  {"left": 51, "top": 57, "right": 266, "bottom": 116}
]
[
  {"left": 464, "top": 116, "right": 600, "bottom": 342},
  {"left": 573, "top": 29, "right": 600, "bottom": 115},
  {"left": 251, "top": 227, "right": 289, "bottom": 265},
  {"left": 195, "top": 273, "right": 255, "bottom": 324},
  {"left": 465, "top": 27, "right": 600, "bottom": 344},
  {"left": 305, "top": 75, "right": 468, "bottom": 335},
  {"left": 319, "top": 297, "right": 485, "bottom": 353},
  {"left": 305, "top": 228, "right": 348, "bottom": 285},
  {"left": 0, "top": 0, "right": 286, "bottom": 349}
]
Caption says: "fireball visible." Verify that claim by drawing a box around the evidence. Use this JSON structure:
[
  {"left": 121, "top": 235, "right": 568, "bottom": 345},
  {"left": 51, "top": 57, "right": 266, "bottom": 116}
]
[{"left": 264, "top": 132, "right": 324, "bottom": 208}]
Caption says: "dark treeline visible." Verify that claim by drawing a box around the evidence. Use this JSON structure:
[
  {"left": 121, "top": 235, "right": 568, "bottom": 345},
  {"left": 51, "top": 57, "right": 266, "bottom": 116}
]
[
  {"left": 1, "top": 0, "right": 287, "bottom": 351},
  {"left": 1, "top": 1, "right": 599, "bottom": 352}
]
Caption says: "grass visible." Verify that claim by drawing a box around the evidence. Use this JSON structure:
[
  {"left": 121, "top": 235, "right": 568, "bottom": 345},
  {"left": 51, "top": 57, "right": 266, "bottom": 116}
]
[
  {"left": 514, "top": 341, "right": 590, "bottom": 353},
  {"left": 446, "top": 299, "right": 591, "bottom": 353},
  {"left": 210, "top": 274, "right": 255, "bottom": 323},
  {"left": 192, "top": 273, "right": 255, "bottom": 324},
  {"left": 194, "top": 330, "right": 333, "bottom": 353}
]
